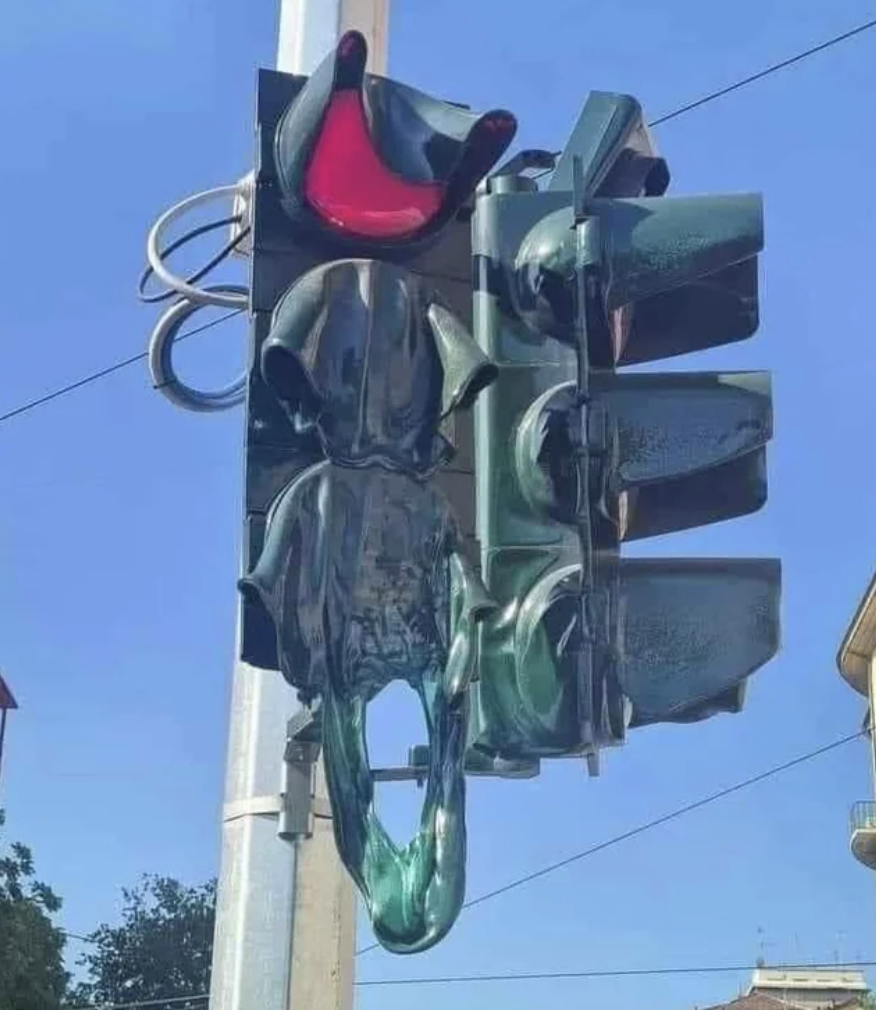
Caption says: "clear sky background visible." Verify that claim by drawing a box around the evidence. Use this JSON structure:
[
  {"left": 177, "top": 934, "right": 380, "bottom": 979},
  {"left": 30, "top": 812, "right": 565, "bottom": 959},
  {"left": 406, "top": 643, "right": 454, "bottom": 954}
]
[{"left": 1, "top": 2, "right": 876, "bottom": 1009}]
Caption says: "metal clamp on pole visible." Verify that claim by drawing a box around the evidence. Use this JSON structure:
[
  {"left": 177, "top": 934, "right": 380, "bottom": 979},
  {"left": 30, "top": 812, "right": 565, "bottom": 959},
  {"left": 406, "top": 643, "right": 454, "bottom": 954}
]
[
  {"left": 279, "top": 709, "right": 323, "bottom": 841},
  {"left": 223, "top": 795, "right": 285, "bottom": 824},
  {"left": 222, "top": 709, "right": 325, "bottom": 841}
]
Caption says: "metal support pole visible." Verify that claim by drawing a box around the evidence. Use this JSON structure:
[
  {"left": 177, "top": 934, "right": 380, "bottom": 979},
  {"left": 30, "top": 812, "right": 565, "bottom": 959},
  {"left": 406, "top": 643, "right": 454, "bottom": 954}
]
[
  {"left": 0, "top": 708, "right": 7, "bottom": 787},
  {"left": 210, "top": 4, "right": 389, "bottom": 1009},
  {"left": 277, "top": 0, "right": 389, "bottom": 75}
]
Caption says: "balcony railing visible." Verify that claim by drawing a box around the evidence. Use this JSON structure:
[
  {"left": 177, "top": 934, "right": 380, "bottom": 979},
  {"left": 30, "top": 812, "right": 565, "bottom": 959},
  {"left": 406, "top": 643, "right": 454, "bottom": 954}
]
[
  {"left": 851, "top": 801, "right": 876, "bottom": 831},
  {"left": 850, "top": 801, "right": 876, "bottom": 869}
]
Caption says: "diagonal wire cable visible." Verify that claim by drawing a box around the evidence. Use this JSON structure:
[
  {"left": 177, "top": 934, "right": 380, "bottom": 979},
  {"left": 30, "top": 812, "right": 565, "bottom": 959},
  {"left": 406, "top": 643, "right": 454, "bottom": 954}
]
[
  {"left": 2, "top": 17, "right": 875, "bottom": 428},
  {"left": 356, "top": 729, "right": 865, "bottom": 956},
  {"left": 62, "top": 731, "right": 865, "bottom": 957},
  {"left": 65, "top": 996, "right": 208, "bottom": 1009},
  {"left": 62, "top": 957, "right": 876, "bottom": 1004},
  {"left": 19, "top": 15, "right": 876, "bottom": 1009},
  {"left": 358, "top": 958, "right": 876, "bottom": 989},
  {"left": 357, "top": 959, "right": 876, "bottom": 988},
  {"left": 649, "top": 16, "right": 876, "bottom": 125},
  {"left": 0, "top": 309, "right": 244, "bottom": 425},
  {"left": 60, "top": 732, "right": 863, "bottom": 958},
  {"left": 19, "top": 8, "right": 876, "bottom": 977}
]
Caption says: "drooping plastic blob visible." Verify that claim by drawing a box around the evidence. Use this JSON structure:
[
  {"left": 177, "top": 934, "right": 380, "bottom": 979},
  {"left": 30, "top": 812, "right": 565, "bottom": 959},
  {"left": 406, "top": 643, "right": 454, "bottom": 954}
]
[{"left": 240, "top": 260, "right": 498, "bottom": 952}]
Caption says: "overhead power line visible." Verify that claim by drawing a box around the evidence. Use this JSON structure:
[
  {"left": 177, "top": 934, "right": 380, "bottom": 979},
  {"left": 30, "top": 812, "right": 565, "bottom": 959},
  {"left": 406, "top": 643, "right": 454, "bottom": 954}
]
[
  {"left": 61, "top": 729, "right": 864, "bottom": 958},
  {"left": 65, "top": 996, "right": 207, "bottom": 1010},
  {"left": 356, "top": 729, "right": 865, "bottom": 956},
  {"left": 358, "top": 959, "right": 876, "bottom": 989},
  {"left": 649, "top": 16, "right": 876, "bottom": 126},
  {"left": 3, "top": 15, "right": 875, "bottom": 429},
  {"left": 0, "top": 309, "right": 243, "bottom": 426},
  {"left": 64, "top": 959, "right": 876, "bottom": 1005},
  {"left": 63, "top": 930, "right": 96, "bottom": 943}
]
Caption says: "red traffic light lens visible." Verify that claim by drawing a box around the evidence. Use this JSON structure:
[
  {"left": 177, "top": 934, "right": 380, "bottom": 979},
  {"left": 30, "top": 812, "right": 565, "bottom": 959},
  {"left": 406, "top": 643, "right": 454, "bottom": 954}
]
[{"left": 304, "top": 91, "right": 444, "bottom": 239}]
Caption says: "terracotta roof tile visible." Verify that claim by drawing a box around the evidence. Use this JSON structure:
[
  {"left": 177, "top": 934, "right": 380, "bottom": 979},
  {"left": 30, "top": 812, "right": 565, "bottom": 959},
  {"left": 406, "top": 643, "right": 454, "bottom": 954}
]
[{"left": 702, "top": 993, "right": 866, "bottom": 1010}]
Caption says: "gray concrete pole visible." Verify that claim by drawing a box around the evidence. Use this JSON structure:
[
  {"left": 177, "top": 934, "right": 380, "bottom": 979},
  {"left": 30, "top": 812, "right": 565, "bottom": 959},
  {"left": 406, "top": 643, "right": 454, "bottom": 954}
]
[{"left": 209, "top": 4, "right": 389, "bottom": 1009}]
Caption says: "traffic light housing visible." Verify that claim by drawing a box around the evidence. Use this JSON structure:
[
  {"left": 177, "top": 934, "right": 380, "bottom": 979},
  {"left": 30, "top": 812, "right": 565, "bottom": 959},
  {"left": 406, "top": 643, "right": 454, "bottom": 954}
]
[
  {"left": 469, "top": 91, "right": 780, "bottom": 768},
  {"left": 242, "top": 33, "right": 516, "bottom": 672}
]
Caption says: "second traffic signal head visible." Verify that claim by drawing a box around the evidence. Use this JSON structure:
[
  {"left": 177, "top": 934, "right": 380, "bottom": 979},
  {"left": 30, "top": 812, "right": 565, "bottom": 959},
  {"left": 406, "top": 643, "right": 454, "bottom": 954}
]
[{"left": 469, "top": 91, "right": 780, "bottom": 767}]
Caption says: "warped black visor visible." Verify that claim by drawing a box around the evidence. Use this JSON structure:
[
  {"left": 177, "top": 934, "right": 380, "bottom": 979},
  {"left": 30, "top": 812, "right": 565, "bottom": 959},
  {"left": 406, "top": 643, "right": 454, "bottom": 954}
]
[{"left": 274, "top": 31, "right": 517, "bottom": 246}]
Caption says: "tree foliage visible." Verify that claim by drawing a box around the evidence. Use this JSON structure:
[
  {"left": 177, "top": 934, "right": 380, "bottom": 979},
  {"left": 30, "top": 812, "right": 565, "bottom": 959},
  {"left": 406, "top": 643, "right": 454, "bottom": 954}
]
[
  {"left": 69, "top": 875, "right": 215, "bottom": 1010},
  {"left": 0, "top": 809, "right": 68, "bottom": 1010}
]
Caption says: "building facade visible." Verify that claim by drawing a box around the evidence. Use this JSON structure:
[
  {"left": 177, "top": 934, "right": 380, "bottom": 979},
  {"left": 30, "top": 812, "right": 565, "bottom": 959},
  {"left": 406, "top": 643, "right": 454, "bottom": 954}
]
[
  {"left": 837, "top": 571, "right": 876, "bottom": 870},
  {"left": 748, "top": 967, "right": 869, "bottom": 1010}
]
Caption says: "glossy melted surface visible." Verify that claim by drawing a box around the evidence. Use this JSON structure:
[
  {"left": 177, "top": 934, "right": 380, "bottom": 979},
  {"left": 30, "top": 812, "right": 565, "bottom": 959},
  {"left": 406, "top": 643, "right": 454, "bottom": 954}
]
[{"left": 304, "top": 91, "right": 444, "bottom": 239}]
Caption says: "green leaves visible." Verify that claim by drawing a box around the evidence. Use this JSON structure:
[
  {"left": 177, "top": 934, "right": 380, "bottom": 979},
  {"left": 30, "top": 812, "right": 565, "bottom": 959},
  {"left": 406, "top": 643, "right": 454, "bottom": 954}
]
[
  {"left": 0, "top": 809, "right": 68, "bottom": 1010},
  {"left": 0, "top": 812, "right": 216, "bottom": 1010},
  {"left": 69, "top": 875, "right": 216, "bottom": 1010}
]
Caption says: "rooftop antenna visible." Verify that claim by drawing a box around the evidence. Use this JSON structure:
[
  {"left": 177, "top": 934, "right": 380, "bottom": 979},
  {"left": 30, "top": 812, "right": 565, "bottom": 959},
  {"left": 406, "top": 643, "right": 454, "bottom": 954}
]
[
  {"left": 836, "top": 929, "right": 847, "bottom": 965},
  {"left": 757, "top": 926, "right": 775, "bottom": 969}
]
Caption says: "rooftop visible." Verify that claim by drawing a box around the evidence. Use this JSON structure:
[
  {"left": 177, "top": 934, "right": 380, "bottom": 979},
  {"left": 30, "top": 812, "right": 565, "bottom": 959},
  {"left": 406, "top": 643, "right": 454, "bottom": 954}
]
[
  {"left": 704, "top": 993, "right": 862, "bottom": 1010},
  {"left": 700, "top": 969, "right": 870, "bottom": 1010},
  {"left": 707, "top": 993, "right": 805, "bottom": 1010},
  {"left": 838, "top": 568, "right": 876, "bottom": 697},
  {"left": 750, "top": 968, "right": 869, "bottom": 993}
]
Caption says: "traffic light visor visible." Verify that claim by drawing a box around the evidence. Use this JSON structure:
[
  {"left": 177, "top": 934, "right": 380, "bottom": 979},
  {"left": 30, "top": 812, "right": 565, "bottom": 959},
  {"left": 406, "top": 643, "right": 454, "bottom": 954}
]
[{"left": 275, "top": 31, "right": 517, "bottom": 246}]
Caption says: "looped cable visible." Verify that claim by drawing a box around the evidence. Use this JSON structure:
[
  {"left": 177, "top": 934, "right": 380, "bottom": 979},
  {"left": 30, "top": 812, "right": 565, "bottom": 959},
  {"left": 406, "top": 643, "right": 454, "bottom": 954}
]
[
  {"left": 146, "top": 184, "right": 252, "bottom": 309},
  {"left": 138, "top": 215, "right": 249, "bottom": 305},
  {"left": 149, "top": 285, "right": 248, "bottom": 412}
]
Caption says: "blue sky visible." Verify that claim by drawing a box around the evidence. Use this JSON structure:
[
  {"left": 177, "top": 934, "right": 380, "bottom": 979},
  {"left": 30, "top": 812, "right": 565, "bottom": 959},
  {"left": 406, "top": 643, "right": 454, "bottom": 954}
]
[{"left": 2, "top": 1, "right": 876, "bottom": 1008}]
